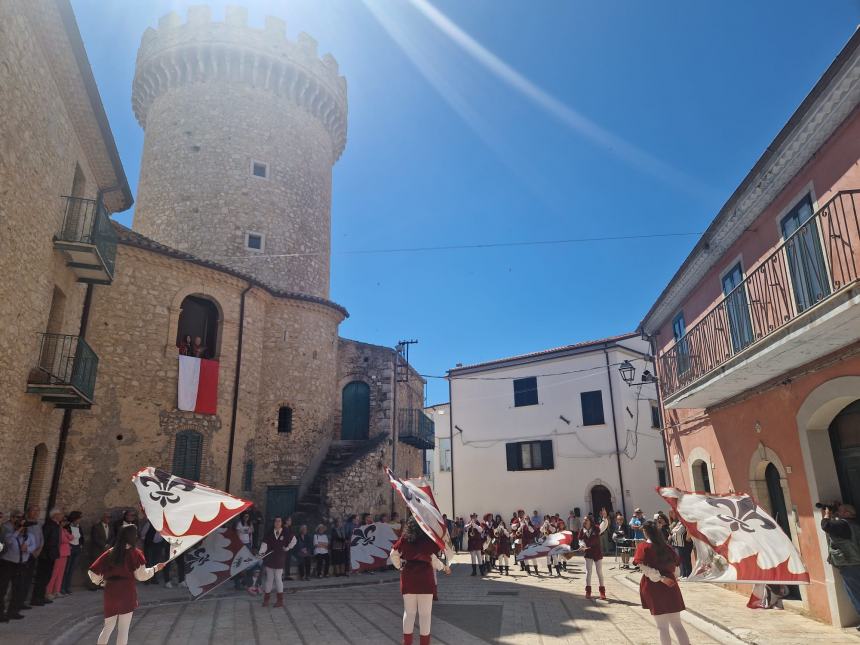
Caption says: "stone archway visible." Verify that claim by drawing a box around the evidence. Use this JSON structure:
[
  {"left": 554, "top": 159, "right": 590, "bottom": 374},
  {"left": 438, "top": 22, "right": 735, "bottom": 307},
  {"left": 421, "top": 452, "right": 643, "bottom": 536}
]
[
  {"left": 687, "top": 446, "right": 715, "bottom": 493},
  {"left": 583, "top": 478, "right": 617, "bottom": 516},
  {"left": 796, "top": 376, "right": 860, "bottom": 626}
]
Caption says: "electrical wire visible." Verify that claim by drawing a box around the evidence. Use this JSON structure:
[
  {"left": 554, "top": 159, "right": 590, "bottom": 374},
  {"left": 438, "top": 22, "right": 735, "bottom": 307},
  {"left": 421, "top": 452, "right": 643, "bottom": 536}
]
[{"left": 420, "top": 356, "right": 649, "bottom": 381}]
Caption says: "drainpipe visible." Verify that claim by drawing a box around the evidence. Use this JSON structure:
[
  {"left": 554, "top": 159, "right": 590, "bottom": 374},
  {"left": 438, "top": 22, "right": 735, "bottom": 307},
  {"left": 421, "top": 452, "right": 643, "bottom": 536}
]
[
  {"left": 225, "top": 284, "right": 252, "bottom": 492},
  {"left": 448, "top": 376, "right": 456, "bottom": 520},
  {"left": 603, "top": 346, "right": 628, "bottom": 520},
  {"left": 390, "top": 349, "right": 398, "bottom": 515},
  {"left": 645, "top": 333, "right": 673, "bottom": 487}
]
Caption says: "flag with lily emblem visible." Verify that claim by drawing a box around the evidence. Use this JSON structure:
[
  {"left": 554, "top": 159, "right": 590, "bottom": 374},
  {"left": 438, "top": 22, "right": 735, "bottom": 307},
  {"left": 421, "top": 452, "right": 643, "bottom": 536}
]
[
  {"left": 386, "top": 468, "right": 448, "bottom": 553},
  {"left": 659, "top": 487, "right": 809, "bottom": 585},
  {"left": 349, "top": 523, "right": 400, "bottom": 572},
  {"left": 184, "top": 526, "right": 263, "bottom": 598},
  {"left": 132, "top": 467, "right": 252, "bottom": 561}
]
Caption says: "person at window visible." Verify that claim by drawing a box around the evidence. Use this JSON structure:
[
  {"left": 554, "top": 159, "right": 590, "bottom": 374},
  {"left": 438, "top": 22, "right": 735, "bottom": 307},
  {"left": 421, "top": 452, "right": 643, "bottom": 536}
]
[
  {"left": 389, "top": 515, "right": 451, "bottom": 645},
  {"left": 669, "top": 510, "right": 693, "bottom": 579},
  {"left": 258, "top": 517, "right": 295, "bottom": 607},
  {"left": 612, "top": 512, "right": 632, "bottom": 569},
  {"left": 313, "top": 523, "right": 330, "bottom": 578},
  {"left": 821, "top": 503, "right": 860, "bottom": 627},
  {"left": 330, "top": 519, "right": 347, "bottom": 577},
  {"left": 191, "top": 336, "right": 207, "bottom": 358},
  {"left": 0, "top": 512, "right": 36, "bottom": 622},
  {"left": 61, "top": 511, "right": 84, "bottom": 595},
  {"left": 296, "top": 524, "right": 313, "bottom": 582},
  {"left": 634, "top": 520, "right": 690, "bottom": 645},
  {"left": 88, "top": 525, "right": 165, "bottom": 645},
  {"left": 578, "top": 515, "right": 606, "bottom": 600},
  {"left": 177, "top": 335, "right": 193, "bottom": 356}
]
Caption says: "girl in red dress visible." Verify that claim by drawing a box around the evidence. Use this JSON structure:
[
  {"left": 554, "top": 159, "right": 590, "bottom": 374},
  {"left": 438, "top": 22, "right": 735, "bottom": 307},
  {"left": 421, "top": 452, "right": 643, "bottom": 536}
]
[
  {"left": 578, "top": 515, "right": 606, "bottom": 599},
  {"left": 494, "top": 521, "right": 512, "bottom": 575},
  {"left": 389, "top": 516, "right": 451, "bottom": 645},
  {"left": 88, "top": 525, "right": 165, "bottom": 645},
  {"left": 633, "top": 520, "right": 690, "bottom": 645}
]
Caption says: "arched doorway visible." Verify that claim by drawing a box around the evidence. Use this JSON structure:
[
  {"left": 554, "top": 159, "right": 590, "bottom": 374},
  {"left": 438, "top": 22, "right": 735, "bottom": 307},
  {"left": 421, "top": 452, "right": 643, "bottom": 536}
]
[
  {"left": 829, "top": 400, "right": 860, "bottom": 508},
  {"left": 176, "top": 295, "right": 220, "bottom": 359},
  {"left": 590, "top": 485, "right": 613, "bottom": 516},
  {"left": 692, "top": 459, "right": 711, "bottom": 493},
  {"left": 764, "top": 462, "right": 801, "bottom": 600},
  {"left": 24, "top": 444, "right": 48, "bottom": 511},
  {"left": 341, "top": 381, "right": 370, "bottom": 440}
]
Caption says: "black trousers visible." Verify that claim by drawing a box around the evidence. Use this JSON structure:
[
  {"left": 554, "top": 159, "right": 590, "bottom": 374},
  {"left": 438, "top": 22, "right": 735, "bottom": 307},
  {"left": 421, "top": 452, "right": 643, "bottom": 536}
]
[
  {"left": 31, "top": 556, "right": 54, "bottom": 602},
  {"left": 0, "top": 560, "right": 19, "bottom": 617}
]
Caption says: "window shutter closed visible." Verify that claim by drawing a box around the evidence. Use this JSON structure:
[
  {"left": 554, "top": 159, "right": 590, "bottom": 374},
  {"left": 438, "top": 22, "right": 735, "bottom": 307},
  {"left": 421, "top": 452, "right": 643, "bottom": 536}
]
[
  {"left": 173, "top": 431, "right": 202, "bottom": 481},
  {"left": 540, "top": 440, "right": 554, "bottom": 470},
  {"left": 506, "top": 443, "right": 519, "bottom": 471}
]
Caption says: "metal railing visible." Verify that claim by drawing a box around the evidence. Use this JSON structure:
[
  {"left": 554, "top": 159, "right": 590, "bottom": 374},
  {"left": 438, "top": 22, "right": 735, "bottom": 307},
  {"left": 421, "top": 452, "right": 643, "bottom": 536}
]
[
  {"left": 33, "top": 333, "right": 99, "bottom": 402},
  {"left": 659, "top": 190, "right": 860, "bottom": 399},
  {"left": 398, "top": 409, "right": 436, "bottom": 448},
  {"left": 56, "top": 196, "right": 118, "bottom": 278}
]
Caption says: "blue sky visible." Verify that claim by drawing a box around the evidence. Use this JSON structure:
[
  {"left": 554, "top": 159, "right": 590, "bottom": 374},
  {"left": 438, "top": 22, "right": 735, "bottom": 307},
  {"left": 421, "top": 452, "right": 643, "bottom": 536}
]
[{"left": 72, "top": 0, "right": 860, "bottom": 404}]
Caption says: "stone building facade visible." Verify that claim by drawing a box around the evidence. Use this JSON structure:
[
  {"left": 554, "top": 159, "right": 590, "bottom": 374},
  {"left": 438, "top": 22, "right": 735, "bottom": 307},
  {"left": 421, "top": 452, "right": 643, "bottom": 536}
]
[{"left": 1, "top": 1, "right": 432, "bottom": 531}]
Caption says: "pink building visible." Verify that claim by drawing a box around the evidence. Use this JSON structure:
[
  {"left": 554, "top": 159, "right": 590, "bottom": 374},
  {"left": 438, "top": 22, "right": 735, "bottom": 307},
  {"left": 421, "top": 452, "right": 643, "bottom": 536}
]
[{"left": 639, "top": 30, "right": 860, "bottom": 626}]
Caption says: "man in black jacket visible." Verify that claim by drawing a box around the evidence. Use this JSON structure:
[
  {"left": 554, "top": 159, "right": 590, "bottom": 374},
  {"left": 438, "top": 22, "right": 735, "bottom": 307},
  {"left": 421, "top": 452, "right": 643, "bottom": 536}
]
[
  {"left": 30, "top": 509, "right": 62, "bottom": 605},
  {"left": 88, "top": 513, "right": 114, "bottom": 590}
]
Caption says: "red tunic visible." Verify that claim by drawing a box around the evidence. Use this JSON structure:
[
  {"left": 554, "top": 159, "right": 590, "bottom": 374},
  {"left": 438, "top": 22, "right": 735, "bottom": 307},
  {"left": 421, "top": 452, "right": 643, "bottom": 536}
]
[
  {"left": 466, "top": 526, "right": 484, "bottom": 552},
  {"left": 393, "top": 535, "right": 439, "bottom": 595},
  {"left": 495, "top": 531, "right": 512, "bottom": 556},
  {"left": 90, "top": 547, "right": 147, "bottom": 617},
  {"left": 578, "top": 528, "right": 603, "bottom": 561},
  {"left": 633, "top": 542, "right": 685, "bottom": 615}
]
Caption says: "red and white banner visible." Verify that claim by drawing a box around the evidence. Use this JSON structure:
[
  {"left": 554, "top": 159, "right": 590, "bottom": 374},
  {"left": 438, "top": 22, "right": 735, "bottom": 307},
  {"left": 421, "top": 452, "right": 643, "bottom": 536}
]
[
  {"left": 659, "top": 487, "right": 809, "bottom": 585},
  {"left": 350, "top": 523, "right": 400, "bottom": 572},
  {"left": 132, "top": 467, "right": 252, "bottom": 561},
  {"left": 178, "top": 355, "right": 219, "bottom": 415},
  {"left": 184, "top": 526, "right": 263, "bottom": 598},
  {"left": 516, "top": 531, "right": 574, "bottom": 561},
  {"left": 387, "top": 468, "right": 448, "bottom": 553}
]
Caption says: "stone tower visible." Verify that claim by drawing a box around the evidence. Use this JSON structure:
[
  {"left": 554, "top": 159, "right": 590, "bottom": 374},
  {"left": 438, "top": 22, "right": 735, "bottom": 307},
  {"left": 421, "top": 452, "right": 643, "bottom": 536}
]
[{"left": 131, "top": 5, "right": 347, "bottom": 298}]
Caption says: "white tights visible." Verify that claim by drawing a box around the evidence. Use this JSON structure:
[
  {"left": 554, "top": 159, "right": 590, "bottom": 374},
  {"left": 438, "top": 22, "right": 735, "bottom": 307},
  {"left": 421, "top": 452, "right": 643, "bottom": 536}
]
[
  {"left": 402, "top": 593, "right": 433, "bottom": 636},
  {"left": 264, "top": 567, "right": 284, "bottom": 593},
  {"left": 654, "top": 612, "right": 690, "bottom": 645},
  {"left": 585, "top": 558, "right": 604, "bottom": 586},
  {"left": 498, "top": 555, "right": 509, "bottom": 567},
  {"left": 97, "top": 612, "right": 133, "bottom": 645},
  {"left": 470, "top": 550, "right": 481, "bottom": 565}
]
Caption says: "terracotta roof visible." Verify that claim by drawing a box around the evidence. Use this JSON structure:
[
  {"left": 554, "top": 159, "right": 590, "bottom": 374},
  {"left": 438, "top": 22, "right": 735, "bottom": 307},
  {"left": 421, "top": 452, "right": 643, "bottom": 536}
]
[
  {"left": 112, "top": 222, "right": 348, "bottom": 317},
  {"left": 448, "top": 332, "right": 640, "bottom": 374}
]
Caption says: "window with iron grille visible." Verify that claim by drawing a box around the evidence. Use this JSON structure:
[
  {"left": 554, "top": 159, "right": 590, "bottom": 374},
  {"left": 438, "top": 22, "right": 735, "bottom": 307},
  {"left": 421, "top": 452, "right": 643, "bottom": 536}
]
[
  {"left": 506, "top": 440, "right": 554, "bottom": 471},
  {"left": 580, "top": 390, "right": 605, "bottom": 426},
  {"left": 513, "top": 377, "right": 538, "bottom": 407},
  {"left": 173, "top": 430, "right": 203, "bottom": 481},
  {"left": 242, "top": 461, "right": 254, "bottom": 491}
]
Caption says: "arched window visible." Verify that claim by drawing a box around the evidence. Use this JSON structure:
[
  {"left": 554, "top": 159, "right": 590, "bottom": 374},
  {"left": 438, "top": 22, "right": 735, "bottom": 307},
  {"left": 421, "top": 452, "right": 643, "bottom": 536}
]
[
  {"left": 24, "top": 443, "right": 48, "bottom": 512},
  {"left": 341, "top": 381, "right": 370, "bottom": 440},
  {"left": 173, "top": 430, "right": 203, "bottom": 481},
  {"left": 177, "top": 295, "right": 220, "bottom": 359},
  {"left": 692, "top": 459, "right": 712, "bottom": 493}
]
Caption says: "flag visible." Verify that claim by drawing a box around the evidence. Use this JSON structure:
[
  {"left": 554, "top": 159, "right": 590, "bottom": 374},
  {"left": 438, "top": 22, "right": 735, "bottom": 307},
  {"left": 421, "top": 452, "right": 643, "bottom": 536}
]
[
  {"left": 516, "top": 531, "right": 574, "bottom": 561},
  {"left": 349, "top": 523, "right": 399, "bottom": 572},
  {"left": 659, "top": 487, "right": 810, "bottom": 585},
  {"left": 386, "top": 468, "right": 447, "bottom": 552},
  {"left": 178, "top": 355, "right": 219, "bottom": 415},
  {"left": 184, "top": 526, "right": 263, "bottom": 598},
  {"left": 132, "top": 467, "right": 251, "bottom": 561}
]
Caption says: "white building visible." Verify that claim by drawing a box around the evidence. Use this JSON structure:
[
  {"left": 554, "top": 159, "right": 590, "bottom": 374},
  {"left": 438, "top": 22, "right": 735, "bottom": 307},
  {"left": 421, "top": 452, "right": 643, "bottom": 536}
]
[{"left": 431, "top": 333, "right": 668, "bottom": 521}]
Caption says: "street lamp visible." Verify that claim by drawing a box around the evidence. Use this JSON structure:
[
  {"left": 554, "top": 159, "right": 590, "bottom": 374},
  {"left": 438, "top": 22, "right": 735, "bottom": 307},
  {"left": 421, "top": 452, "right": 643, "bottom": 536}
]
[{"left": 618, "top": 360, "right": 657, "bottom": 386}]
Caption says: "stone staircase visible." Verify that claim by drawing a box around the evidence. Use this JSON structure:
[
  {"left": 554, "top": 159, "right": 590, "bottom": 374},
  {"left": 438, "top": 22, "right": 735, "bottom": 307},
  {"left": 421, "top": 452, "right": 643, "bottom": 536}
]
[{"left": 293, "top": 436, "right": 387, "bottom": 526}]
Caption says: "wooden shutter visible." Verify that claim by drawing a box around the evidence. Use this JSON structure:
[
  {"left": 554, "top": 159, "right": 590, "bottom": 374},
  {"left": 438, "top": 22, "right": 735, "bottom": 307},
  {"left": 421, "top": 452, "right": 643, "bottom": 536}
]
[
  {"left": 243, "top": 461, "right": 254, "bottom": 491},
  {"left": 506, "top": 443, "right": 520, "bottom": 471},
  {"left": 173, "top": 431, "right": 202, "bottom": 481},
  {"left": 540, "top": 440, "right": 554, "bottom": 470}
]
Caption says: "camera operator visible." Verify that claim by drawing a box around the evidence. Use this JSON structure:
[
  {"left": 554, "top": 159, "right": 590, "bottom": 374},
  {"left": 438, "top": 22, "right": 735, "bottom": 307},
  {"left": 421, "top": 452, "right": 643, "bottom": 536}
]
[
  {"left": 821, "top": 502, "right": 860, "bottom": 624},
  {"left": 0, "top": 512, "right": 37, "bottom": 622}
]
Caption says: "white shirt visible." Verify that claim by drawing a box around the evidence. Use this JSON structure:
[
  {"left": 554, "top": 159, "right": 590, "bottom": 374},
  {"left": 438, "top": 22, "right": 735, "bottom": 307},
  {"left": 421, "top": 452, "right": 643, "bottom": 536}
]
[{"left": 70, "top": 525, "right": 81, "bottom": 546}]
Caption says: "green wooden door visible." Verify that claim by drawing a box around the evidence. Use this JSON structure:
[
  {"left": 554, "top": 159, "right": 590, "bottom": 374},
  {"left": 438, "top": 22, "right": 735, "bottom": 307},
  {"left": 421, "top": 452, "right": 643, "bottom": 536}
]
[
  {"left": 341, "top": 381, "right": 370, "bottom": 440},
  {"left": 265, "top": 486, "right": 297, "bottom": 531}
]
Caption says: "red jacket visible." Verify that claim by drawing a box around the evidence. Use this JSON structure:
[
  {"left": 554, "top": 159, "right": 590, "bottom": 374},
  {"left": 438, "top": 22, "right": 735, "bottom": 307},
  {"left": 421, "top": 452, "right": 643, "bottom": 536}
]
[
  {"left": 393, "top": 535, "right": 439, "bottom": 595},
  {"left": 578, "top": 527, "right": 603, "bottom": 561}
]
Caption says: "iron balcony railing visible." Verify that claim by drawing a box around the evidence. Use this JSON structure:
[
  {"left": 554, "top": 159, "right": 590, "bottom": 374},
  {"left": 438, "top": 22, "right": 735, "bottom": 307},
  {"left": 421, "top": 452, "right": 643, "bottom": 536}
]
[
  {"left": 659, "top": 190, "right": 860, "bottom": 399},
  {"left": 33, "top": 333, "right": 99, "bottom": 402},
  {"left": 56, "top": 196, "right": 118, "bottom": 278},
  {"left": 398, "top": 409, "right": 436, "bottom": 449}
]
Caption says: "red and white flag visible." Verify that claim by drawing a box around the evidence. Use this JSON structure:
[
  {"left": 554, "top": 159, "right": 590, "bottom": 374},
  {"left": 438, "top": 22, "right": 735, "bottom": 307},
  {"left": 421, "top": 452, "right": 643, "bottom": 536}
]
[
  {"left": 178, "top": 355, "right": 219, "bottom": 415},
  {"left": 349, "top": 523, "right": 400, "bottom": 573},
  {"left": 516, "top": 531, "right": 574, "bottom": 561},
  {"left": 659, "top": 487, "right": 809, "bottom": 585},
  {"left": 387, "top": 468, "right": 448, "bottom": 553},
  {"left": 132, "top": 467, "right": 251, "bottom": 561},
  {"left": 185, "top": 526, "right": 263, "bottom": 599}
]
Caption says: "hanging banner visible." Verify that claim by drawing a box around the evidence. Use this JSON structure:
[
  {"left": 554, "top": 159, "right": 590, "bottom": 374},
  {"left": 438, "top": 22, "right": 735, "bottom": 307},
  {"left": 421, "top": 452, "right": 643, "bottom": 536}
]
[
  {"left": 659, "top": 487, "right": 809, "bottom": 585},
  {"left": 185, "top": 526, "right": 263, "bottom": 598},
  {"left": 350, "top": 523, "right": 399, "bottom": 572},
  {"left": 132, "top": 467, "right": 252, "bottom": 561}
]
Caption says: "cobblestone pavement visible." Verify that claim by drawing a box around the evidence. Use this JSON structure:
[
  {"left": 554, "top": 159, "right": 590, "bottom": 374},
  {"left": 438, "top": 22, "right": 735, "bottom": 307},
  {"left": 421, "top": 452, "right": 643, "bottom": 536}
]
[{"left": 11, "top": 555, "right": 860, "bottom": 644}]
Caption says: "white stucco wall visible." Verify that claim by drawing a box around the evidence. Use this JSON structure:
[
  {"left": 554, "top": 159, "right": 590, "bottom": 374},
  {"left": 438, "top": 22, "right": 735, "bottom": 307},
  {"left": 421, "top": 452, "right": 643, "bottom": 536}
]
[
  {"left": 426, "top": 403, "right": 453, "bottom": 517},
  {"left": 446, "top": 339, "right": 668, "bottom": 521}
]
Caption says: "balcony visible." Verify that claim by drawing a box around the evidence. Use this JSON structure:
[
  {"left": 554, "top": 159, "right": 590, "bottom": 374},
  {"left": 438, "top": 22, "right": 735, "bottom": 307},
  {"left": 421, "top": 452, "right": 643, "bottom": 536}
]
[
  {"left": 398, "top": 409, "right": 435, "bottom": 449},
  {"left": 26, "top": 333, "right": 99, "bottom": 409},
  {"left": 53, "top": 196, "right": 117, "bottom": 284},
  {"left": 659, "top": 190, "right": 860, "bottom": 409}
]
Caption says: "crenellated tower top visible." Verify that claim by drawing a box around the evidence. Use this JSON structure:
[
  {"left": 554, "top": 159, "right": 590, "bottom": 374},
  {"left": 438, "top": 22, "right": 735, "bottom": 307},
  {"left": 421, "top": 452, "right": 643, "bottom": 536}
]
[{"left": 132, "top": 5, "right": 347, "bottom": 161}]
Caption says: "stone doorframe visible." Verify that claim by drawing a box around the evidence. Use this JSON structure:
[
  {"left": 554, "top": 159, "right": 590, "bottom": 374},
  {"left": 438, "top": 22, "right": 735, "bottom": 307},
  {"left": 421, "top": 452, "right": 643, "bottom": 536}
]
[
  {"left": 796, "top": 376, "right": 860, "bottom": 627},
  {"left": 583, "top": 478, "right": 618, "bottom": 516},
  {"left": 687, "top": 446, "right": 715, "bottom": 493},
  {"left": 747, "top": 443, "right": 808, "bottom": 608}
]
